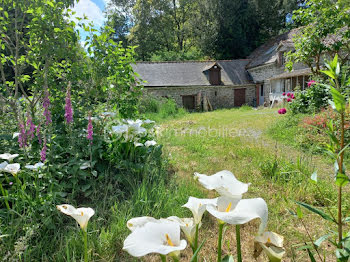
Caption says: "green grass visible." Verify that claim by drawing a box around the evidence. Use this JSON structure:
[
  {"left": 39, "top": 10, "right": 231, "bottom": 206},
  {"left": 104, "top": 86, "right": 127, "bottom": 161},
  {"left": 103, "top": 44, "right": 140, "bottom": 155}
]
[
  {"left": 138, "top": 95, "right": 188, "bottom": 123},
  {"left": 157, "top": 107, "right": 347, "bottom": 261},
  {"left": 6, "top": 107, "right": 348, "bottom": 261}
]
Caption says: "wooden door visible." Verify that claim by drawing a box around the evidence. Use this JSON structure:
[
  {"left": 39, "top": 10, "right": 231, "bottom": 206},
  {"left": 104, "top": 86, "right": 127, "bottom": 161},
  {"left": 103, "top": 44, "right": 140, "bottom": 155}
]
[
  {"left": 182, "top": 95, "right": 195, "bottom": 110},
  {"left": 234, "top": 88, "right": 246, "bottom": 107}
]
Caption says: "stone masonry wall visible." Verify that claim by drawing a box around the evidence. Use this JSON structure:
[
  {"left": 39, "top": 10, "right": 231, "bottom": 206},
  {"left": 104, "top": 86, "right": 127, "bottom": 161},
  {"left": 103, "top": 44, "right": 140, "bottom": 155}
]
[
  {"left": 143, "top": 85, "right": 256, "bottom": 109},
  {"left": 248, "top": 62, "right": 308, "bottom": 104}
]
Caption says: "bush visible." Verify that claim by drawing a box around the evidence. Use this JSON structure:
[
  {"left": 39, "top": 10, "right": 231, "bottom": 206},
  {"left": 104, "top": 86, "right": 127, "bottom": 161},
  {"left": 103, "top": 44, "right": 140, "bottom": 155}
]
[
  {"left": 0, "top": 109, "right": 167, "bottom": 260},
  {"left": 138, "top": 95, "right": 187, "bottom": 121},
  {"left": 289, "top": 83, "right": 331, "bottom": 114}
]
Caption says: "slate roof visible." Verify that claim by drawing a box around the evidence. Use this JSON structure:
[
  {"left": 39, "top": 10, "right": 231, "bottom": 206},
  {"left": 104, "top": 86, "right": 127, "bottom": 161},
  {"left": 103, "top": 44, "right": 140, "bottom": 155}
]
[
  {"left": 268, "top": 68, "right": 312, "bottom": 80},
  {"left": 132, "top": 60, "right": 253, "bottom": 87},
  {"left": 247, "top": 28, "right": 301, "bottom": 69}
]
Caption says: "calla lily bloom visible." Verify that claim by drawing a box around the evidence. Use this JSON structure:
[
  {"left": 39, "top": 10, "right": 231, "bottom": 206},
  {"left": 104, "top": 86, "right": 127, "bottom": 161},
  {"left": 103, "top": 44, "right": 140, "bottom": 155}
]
[
  {"left": 167, "top": 216, "right": 198, "bottom": 244},
  {"left": 123, "top": 221, "right": 187, "bottom": 257},
  {"left": 194, "top": 170, "right": 250, "bottom": 198},
  {"left": 182, "top": 196, "right": 218, "bottom": 224},
  {"left": 3, "top": 163, "right": 20, "bottom": 175},
  {"left": 0, "top": 153, "right": 19, "bottom": 162},
  {"left": 206, "top": 196, "right": 268, "bottom": 234},
  {"left": 125, "top": 119, "right": 143, "bottom": 125},
  {"left": 254, "top": 231, "right": 285, "bottom": 262},
  {"left": 112, "top": 125, "right": 128, "bottom": 135},
  {"left": 56, "top": 204, "right": 95, "bottom": 231},
  {"left": 0, "top": 161, "right": 8, "bottom": 171},
  {"left": 13, "top": 132, "right": 20, "bottom": 139},
  {"left": 25, "top": 162, "right": 44, "bottom": 170},
  {"left": 145, "top": 140, "right": 157, "bottom": 147},
  {"left": 143, "top": 119, "right": 155, "bottom": 124},
  {"left": 134, "top": 142, "right": 144, "bottom": 147},
  {"left": 126, "top": 216, "right": 166, "bottom": 231},
  {"left": 100, "top": 112, "right": 116, "bottom": 118}
]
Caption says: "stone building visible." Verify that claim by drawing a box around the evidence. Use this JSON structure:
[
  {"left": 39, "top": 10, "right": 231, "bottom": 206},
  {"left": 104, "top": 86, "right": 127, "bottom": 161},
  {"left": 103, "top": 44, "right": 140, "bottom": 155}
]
[
  {"left": 132, "top": 28, "right": 311, "bottom": 110},
  {"left": 246, "top": 28, "right": 311, "bottom": 106},
  {"left": 132, "top": 60, "right": 256, "bottom": 110}
]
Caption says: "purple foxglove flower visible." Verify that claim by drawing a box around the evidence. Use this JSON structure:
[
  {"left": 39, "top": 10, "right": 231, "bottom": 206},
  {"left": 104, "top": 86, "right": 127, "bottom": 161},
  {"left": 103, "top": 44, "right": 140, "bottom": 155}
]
[
  {"left": 18, "top": 122, "right": 27, "bottom": 148},
  {"left": 87, "top": 115, "right": 93, "bottom": 143},
  {"left": 64, "top": 86, "right": 73, "bottom": 124},
  {"left": 43, "top": 90, "right": 52, "bottom": 125},
  {"left": 36, "top": 124, "right": 42, "bottom": 145},
  {"left": 40, "top": 137, "right": 47, "bottom": 162},
  {"left": 26, "top": 114, "right": 36, "bottom": 140}
]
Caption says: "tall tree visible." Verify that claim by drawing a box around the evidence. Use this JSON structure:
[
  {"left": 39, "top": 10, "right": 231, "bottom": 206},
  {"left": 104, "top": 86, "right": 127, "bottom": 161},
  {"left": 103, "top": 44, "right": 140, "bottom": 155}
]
[
  {"left": 106, "top": 0, "right": 302, "bottom": 60},
  {"left": 287, "top": 0, "right": 350, "bottom": 75}
]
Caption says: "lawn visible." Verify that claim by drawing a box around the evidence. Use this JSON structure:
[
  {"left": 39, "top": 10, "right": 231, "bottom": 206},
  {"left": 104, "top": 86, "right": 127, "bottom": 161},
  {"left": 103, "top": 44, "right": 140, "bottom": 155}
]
[{"left": 155, "top": 107, "right": 346, "bottom": 261}]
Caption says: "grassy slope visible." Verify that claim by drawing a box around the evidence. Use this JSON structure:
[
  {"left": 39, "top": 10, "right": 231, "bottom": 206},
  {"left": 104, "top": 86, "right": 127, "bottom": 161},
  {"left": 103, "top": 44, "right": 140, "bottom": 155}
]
[{"left": 157, "top": 107, "right": 347, "bottom": 261}]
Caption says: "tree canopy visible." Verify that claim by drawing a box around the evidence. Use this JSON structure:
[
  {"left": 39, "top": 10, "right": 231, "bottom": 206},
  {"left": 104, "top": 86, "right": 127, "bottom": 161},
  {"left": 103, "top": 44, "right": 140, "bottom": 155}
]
[
  {"left": 107, "top": 0, "right": 303, "bottom": 61},
  {"left": 286, "top": 0, "right": 350, "bottom": 75}
]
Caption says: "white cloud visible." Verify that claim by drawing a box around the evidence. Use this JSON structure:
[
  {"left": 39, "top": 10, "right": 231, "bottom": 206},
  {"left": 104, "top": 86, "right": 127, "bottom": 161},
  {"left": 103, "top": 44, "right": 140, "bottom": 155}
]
[{"left": 72, "top": 0, "right": 106, "bottom": 28}]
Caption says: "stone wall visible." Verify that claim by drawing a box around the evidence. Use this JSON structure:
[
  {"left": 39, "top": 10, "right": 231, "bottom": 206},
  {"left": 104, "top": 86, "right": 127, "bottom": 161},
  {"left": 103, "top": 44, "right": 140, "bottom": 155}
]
[
  {"left": 143, "top": 85, "right": 256, "bottom": 109},
  {"left": 248, "top": 62, "right": 308, "bottom": 104}
]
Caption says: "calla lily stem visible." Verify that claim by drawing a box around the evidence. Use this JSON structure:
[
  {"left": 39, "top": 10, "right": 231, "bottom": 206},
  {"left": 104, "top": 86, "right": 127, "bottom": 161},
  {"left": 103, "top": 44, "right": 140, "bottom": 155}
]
[
  {"left": 0, "top": 184, "right": 10, "bottom": 210},
  {"left": 160, "top": 254, "right": 166, "bottom": 262},
  {"left": 192, "top": 223, "right": 199, "bottom": 261},
  {"left": 217, "top": 222, "right": 225, "bottom": 262},
  {"left": 236, "top": 225, "right": 242, "bottom": 262},
  {"left": 83, "top": 229, "right": 88, "bottom": 262}
]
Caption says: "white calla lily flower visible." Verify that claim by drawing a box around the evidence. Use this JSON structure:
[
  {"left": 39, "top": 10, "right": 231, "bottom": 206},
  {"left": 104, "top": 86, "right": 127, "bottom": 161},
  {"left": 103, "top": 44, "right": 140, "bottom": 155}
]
[
  {"left": 194, "top": 170, "right": 250, "bottom": 197},
  {"left": 144, "top": 140, "right": 157, "bottom": 147},
  {"left": 3, "top": 163, "right": 20, "bottom": 175},
  {"left": 126, "top": 216, "right": 167, "bottom": 231},
  {"left": 56, "top": 204, "right": 95, "bottom": 231},
  {"left": 125, "top": 119, "right": 143, "bottom": 126},
  {"left": 254, "top": 231, "right": 285, "bottom": 262},
  {"left": 0, "top": 153, "right": 19, "bottom": 162},
  {"left": 100, "top": 112, "right": 116, "bottom": 118},
  {"left": 167, "top": 216, "right": 198, "bottom": 244},
  {"left": 0, "top": 161, "right": 8, "bottom": 171},
  {"left": 123, "top": 221, "right": 187, "bottom": 257},
  {"left": 112, "top": 125, "right": 128, "bottom": 135},
  {"left": 134, "top": 142, "right": 144, "bottom": 147},
  {"left": 13, "top": 132, "right": 20, "bottom": 139},
  {"left": 206, "top": 197, "right": 268, "bottom": 234},
  {"left": 25, "top": 162, "right": 44, "bottom": 170},
  {"left": 182, "top": 197, "right": 218, "bottom": 224},
  {"left": 129, "top": 124, "right": 147, "bottom": 136},
  {"left": 143, "top": 119, "right": 155, "bottom": 124}
]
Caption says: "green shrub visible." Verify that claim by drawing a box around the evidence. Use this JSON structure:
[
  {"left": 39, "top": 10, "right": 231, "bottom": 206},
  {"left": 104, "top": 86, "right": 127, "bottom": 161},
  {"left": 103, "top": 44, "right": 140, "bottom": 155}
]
[
  {"left": 138, "top": 95, "right": 162, "bottom": 114},
  {"left": 139, "top": 95, "right": 187, "bottom": 121},
  {"left": 289, "top": 83, "right": 331, "bottom": 114}
]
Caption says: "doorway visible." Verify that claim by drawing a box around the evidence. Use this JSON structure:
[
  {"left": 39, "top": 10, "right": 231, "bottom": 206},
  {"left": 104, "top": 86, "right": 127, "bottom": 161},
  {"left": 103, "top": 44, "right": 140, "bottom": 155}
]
[
  {"left": 234, "top": 88, "right": 246, "bottom": 107},
  {"left": 259, "top": 84, "right": 264, "bottom": 105}
]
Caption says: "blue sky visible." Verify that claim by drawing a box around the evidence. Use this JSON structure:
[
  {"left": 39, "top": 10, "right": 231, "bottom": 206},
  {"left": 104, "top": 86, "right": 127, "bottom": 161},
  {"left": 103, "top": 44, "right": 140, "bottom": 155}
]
[{"left": 72, "top": 0, "right": 111, "bottom": 41}]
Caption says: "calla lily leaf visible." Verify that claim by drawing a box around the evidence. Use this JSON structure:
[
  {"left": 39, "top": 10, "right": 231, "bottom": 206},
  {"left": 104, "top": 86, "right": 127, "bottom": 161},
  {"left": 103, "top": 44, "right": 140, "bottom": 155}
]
[{"left": 190, "top": 239, "right": 206, "bottom": 262}]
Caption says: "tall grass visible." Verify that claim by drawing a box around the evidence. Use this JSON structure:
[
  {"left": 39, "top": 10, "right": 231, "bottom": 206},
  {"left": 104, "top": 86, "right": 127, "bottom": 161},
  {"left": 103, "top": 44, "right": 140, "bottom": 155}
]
[{"left": 138, "top": 95, "right": 187, "bottom": 122}]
